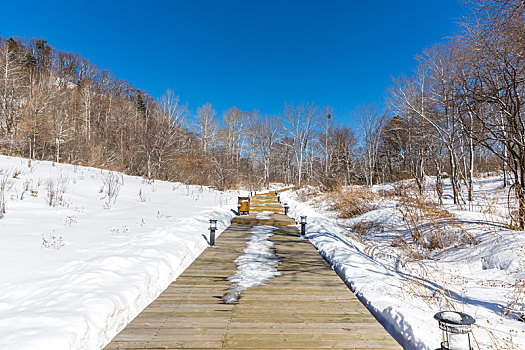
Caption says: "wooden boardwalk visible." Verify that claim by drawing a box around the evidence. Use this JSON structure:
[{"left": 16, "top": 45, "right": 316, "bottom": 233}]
[{"left": 105, "top": 198, "right": 400, "bottom": 349}]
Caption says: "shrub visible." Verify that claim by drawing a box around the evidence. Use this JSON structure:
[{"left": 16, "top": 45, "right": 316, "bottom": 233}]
[
  {"left": 41, "top": 232, "right": 65, "bottom": 250},
  {"left": 102, "top": 171, "right": 123, "bottom": 208},
  {"left": 46, "top": 175, "right": 68, "bottom": 207},
  {"left": 0, "top": 170, "right": 15, "bottom": 218}
]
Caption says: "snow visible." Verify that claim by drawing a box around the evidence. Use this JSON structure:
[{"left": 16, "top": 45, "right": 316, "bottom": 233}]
[
  {"left": 255, "top": 211, "right": 273, "bottom": 219},
  {"left": 2, "top": 152, "right": 523, "bottom": 349},
  {"left": 223, "top": 225, "right": 280, "bottom": 304},
  {"left": 0, "top": 155, "right": 236, "bottom": 349},
  {"left": 282, "top": 176, "right": 525, "bottom": 350},
  {"left": 440, "top": 311, "right": 464, "bottom": 324}
]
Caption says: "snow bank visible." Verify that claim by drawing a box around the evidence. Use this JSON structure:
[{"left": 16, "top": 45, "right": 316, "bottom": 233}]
[
  {"left": 282, "top": 194, "right": 430, "bottom": 349},
  {"left": 282, "top": 176, "right": 525, "bottom": 349},
  {"left": 0, "top": 156, "right": 236, "bottom": 349}
]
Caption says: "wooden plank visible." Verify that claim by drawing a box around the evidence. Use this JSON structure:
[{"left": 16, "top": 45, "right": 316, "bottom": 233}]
[
  {"left": 231, "top": 214, "right": 295, "bottom": 226},
  {"left": 104, "top": 194, "right": 401, "bottom": 349}
]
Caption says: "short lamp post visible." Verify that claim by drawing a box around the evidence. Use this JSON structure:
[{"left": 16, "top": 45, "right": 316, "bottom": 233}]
[
  {"left": 284, "top": 203, "right": 289, "bottom": 215},
  {"left": 277, "top": 195, "right": 281, "bottom": 203},
  {"left": 237, "top": 202, "right": 241, "bottom": 215},
  {"left": 300, "top": 215, "right": 307, "bottom": 236},
  {"left": 275, "top": 190, "right": 278, "bottom": 195},
  {"left": 209, "top": 219, "right": 217, "bottom": 246},
  {"left": 434, "top": 311, "right": 475, "bottom": 350}
]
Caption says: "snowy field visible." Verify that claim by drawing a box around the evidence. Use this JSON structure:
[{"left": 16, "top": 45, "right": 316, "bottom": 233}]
[
  {"left": 282, "top": 177, "right": 525, "bottom": 349},
  {"left": 0, "top": 155, "right": 237, "bottom": 349},
  {"left": 3, "top": 153, "right": 523, "bottom": 350}
]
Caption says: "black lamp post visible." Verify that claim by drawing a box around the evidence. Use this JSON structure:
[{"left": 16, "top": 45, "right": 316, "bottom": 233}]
[
  {"left": 284, "top": 203, "right": 289, "bottom": 215},
  {"left": 277, "top": 195, "right": 281, "bottom": 203},
  {"left": 300, "top": 215, "right": 307, "bottom": 236},
  {"left": 434, "top": 311, "right": 475, "bottom": 350},
  {"left": 237, "top": 202, "right": 241, "bottom": 215},
  {"left": 209, "top": 219, "right": 217, "bottom": 246}
]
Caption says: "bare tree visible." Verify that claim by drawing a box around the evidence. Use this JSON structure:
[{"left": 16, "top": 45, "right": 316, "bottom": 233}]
[
  {"left": 325, "top": 126, "right": 357, "bottom": 186},
  {"left": 252, "top": 114, "right": 282, "bottom": 188},
  {"left": 20, "top": 75, "right": 55, "bottom": 159},
  {"left": 458, "top": 3, "right": 525, "bottom": 226},
  {"left": 222, "top": 107, "right": 247, "bottom": 167},
  {"left": 158, "top": 88, "right": 188, "bottom": 129},
  {"left": 390, "top": 43, "right": 466, "bottom": 204},
  {"left": 196, "top": 103, "right": 217, "bottom": 154},
  {"left": 50, "top": 89, "right": 72, "bottom": 163},
  {"left": 282, "top": 103, "right": 321, "bottom": 186},
  {"left": 319, "top": 107, "right": 335, "bottom": 177},
  {"left": 356, "top": 104, "right": 384, "bottom": 187},
  {"left": 0, "top": 37, "right": 25, "bottom": 148}
]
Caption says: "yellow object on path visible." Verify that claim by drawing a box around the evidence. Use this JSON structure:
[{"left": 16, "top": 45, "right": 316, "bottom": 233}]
[{"left": 238, "top": 196, "right": 250, "bottom": 215}]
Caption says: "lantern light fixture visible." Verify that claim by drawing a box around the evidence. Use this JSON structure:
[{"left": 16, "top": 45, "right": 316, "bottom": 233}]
[
  {"left": 209, "top": 219, "right": 217, "bottom": 246},
  {"left": 434, "top": 311, "right": 475, "bottom": 350},
  {"left": 300, "top": 215, "right": 307, "bottom": 236}
]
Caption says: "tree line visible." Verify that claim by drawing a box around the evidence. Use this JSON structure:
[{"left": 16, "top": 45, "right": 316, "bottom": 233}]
[
  {"left": 0, "top": 35, "right": 361, "bottom": 190},
  {"left": 0, "top": 1, "right": 523, "bottom": 223}
]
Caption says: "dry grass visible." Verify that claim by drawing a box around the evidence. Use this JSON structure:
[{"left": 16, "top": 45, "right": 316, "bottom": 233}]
[
  {"left": 327, "top": 186, "right": 376, "bottom": 219},
  {"left": 347, "top": 221, "right": 384, "bottom": 241},
  {"left": 295, "top": 186, "right": 321, "bottom": 202},
  {"left": 388, "top": 184, "right": 523, "bottom": 349},
  {"left": 396, "top": 186, "right": 478, "bottom": 252}
]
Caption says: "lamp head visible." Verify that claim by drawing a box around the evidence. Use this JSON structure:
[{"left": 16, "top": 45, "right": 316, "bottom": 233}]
[{"left": 434, "top": 311, "right": 475, "bottom": 350}]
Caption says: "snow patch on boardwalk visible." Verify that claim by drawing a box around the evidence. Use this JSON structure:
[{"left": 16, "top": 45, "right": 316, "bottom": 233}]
[
  {"left": 255, "top": 211, "right": 273, "bottom": 219},
  {"left": 223, "top": 225, "right": 281, "bottom": 304}
]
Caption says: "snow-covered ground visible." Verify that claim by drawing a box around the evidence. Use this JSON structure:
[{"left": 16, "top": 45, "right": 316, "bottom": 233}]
[
  {"left": 3, "top": 153, "right": 523, "bottom": 349},
  {"left": 281, "top": 177, "right": 525, "bottom": 349},
  {"left": 0, "top": 155, "right": 237, "bottom": 350},
  {"left": 282, "top": 177, "right": 525, "bottom": 349}
]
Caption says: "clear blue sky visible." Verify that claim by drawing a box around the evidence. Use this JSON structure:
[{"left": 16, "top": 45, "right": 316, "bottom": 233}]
[{"left": 1, "top": 0, "right": 469, "bottom": 126}]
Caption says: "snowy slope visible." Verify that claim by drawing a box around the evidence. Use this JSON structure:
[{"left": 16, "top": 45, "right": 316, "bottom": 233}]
[
  {"left": 282, "top": 178, "right": 525, "bottom": 350},
  {"left": 0, "top": 156, "right": 237, "bottom": 349}
]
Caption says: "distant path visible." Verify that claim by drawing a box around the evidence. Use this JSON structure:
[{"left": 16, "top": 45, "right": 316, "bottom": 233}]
[{"left": 105, "top": 193, "right": 400, "bottom": 349}]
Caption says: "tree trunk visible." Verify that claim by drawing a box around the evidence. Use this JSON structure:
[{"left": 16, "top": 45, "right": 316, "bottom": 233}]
[
  {"left": 435, "top": 159, "right": 443, "bottom": 205},
  {"left": 449, "top": 148, "right": 459, "bottom": 205},
  {"left": 468, "top": 116, "right": 474, "bottom": 201},
  {"left": 297, "top": 148, "right": 303, "bottom": 186},
  {"left": 468, "top": 137, "right": 474, "bottom": 202},
  {"left": 503, "top": 142, "right": 508, "bottom": 187},
  {"left": 518, "top": 167, "right": 525, "bottom": 230},
  {"left": 56, "top": 139, "right": 60, "bottom": 163}
]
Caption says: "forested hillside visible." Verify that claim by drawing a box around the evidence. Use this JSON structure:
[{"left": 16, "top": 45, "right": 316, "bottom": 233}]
[{"left": 0, "top": 35, "right": 354, "bottom": 189}]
